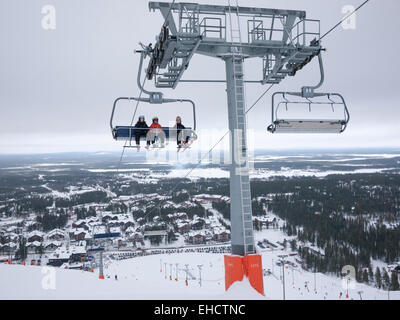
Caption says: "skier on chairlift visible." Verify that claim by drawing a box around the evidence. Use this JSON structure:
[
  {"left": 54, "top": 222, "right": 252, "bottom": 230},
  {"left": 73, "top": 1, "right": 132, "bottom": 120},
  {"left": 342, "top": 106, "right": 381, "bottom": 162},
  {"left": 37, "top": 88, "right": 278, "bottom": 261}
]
[
  {"left": 147, "top": 116, "right": 163, "bottom": 148},
  {"left": 134, "top": 115, "right": 149, "bottom": 150},
  {"left": 174, "top": 116, "right": 190, "bottom": 148}
]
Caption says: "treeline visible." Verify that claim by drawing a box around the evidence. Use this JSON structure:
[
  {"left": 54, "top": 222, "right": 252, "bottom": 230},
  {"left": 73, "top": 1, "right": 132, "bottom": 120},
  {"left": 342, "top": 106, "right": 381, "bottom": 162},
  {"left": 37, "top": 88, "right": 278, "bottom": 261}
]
[
  {"left": 105, "top": 202, "right": 128, "bottom": 214},
  {"left": 212, "top": 202, "right": 229, "bottom": 220},
  {"left": 274, "top": 192, "right": 400, "bottom": 263},
  {"left": 211, "top": 200, "right": 265, "bottom": 220},
  {"left": 298, "top": 245, "right": 400, "bottom": 291},
  {"left": 18, "top": 196, "right": 53, "bottom": 213},
  {"left": 74, "top": 207, "right": 97, "bottom": 220},
  {"left": 36, "top": 212, "right": 68, "bottom": 231},
  {"left": 55, "top": 191, "right": 110, "bottom": 208}
]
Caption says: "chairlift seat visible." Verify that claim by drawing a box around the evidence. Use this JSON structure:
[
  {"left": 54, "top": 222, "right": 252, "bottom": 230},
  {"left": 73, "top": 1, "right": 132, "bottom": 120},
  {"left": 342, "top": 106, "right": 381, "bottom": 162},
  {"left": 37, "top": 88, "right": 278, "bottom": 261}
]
[
  {"left": 110, "top": 97, "right": 197, "bottom": 145},
  {"left": 268, "top": 119, "right": 346, "bottom": 134},
  {"left": 112, "top": 126, "right": 194, "bottom": 141},
  {"left": 268, "top": 91, "right": 350, "bottom": 134}
]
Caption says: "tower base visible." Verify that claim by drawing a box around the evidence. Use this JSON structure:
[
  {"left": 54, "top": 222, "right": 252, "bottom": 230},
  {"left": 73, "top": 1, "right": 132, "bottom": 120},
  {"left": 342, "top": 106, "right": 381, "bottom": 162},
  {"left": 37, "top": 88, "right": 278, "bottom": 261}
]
[{"left": 224, "top": 254, "right": 264, "bottom": 296}]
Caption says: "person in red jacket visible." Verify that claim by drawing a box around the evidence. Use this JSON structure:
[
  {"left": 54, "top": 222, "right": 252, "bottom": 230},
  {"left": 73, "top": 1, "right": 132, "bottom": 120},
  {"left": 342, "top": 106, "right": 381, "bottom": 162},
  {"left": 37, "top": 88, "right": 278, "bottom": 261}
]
[
  {"left": 150, "top": 116, "right": 162, "bottom": 130},
  {"left": 147, "top": 116, "right": 164, "bottom": 148}
]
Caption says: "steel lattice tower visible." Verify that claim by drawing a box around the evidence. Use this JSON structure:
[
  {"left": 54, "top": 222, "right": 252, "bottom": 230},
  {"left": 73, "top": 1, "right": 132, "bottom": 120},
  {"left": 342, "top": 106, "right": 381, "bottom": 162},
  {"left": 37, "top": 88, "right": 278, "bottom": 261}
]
[{"left": 142, "top": 1, "right": 323, "bottom": 295}]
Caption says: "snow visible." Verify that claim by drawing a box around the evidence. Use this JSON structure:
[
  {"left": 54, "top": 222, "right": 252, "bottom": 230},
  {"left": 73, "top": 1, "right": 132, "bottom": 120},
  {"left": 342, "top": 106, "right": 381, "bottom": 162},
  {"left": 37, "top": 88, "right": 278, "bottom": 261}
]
[
  {"left": 146, "top": 167, "right": 397, "bottom": 181},
  {"left": 150, "top": 168, "right": 229, "bottom": 180},
  {"left": 33, "top": 163, "right": 83, "bottom": 167},
  {"left": 224, "top": 278, "right": 265, "bottom": 300},
  {"left": 254, "top": 168, "right": 396, "bottom": 179},
  {"left": 88, "top": 169, "right": 150, "bottom": 173},
  {"left": 0, "top": 254, "right": 227, "bottom": 300},
  {"left": 40, "top": 184, "right": 116, "bottom": 199},
  {"left": 2, "top": 245, "right": 399, "bottom": 300},
  {"left": 0, "top": 218, "right": 24, "bottom": 227}
]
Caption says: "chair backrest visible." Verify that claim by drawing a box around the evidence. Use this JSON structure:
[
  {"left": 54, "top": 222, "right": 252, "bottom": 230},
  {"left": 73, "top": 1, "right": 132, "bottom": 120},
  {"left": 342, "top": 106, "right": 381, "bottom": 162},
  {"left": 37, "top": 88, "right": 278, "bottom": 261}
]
[{"left": 113, "top": 126, "right": 194, "bottom": 141}]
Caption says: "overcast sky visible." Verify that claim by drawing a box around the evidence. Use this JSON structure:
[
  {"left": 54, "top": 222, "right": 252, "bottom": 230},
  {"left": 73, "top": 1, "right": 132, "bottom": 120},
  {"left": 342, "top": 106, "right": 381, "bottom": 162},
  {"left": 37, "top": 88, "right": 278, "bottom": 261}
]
[{"left": 0, "top": 0, "right": 399, "bottom": 154}]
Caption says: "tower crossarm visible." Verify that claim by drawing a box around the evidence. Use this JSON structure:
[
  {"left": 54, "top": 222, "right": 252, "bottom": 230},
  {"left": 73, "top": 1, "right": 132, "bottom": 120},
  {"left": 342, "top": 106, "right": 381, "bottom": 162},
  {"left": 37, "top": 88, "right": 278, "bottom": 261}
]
[
  {"left": 149, "top": 2, "right": 306, "bottom": 19},
  {"left": 147, "top": 1, "right": 322, "bottom": 87}
]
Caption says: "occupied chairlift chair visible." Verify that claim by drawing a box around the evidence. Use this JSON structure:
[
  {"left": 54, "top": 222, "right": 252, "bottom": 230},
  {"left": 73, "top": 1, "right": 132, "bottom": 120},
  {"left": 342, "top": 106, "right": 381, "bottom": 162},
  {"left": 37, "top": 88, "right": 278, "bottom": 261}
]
[
  {"left": 110, "top": 50, "right": 198, "bottom": 148},
  {"left": 267, "top": 53, "right": 350, "bottom": 134},
  {"left": 110, "top": 96, "right": 197, "bottom": 148}
]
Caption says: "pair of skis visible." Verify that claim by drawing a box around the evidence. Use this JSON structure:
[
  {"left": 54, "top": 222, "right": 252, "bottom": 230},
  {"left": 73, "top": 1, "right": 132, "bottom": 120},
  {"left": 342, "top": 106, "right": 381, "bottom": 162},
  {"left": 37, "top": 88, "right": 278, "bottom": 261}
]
[
  {"left": 133, "top": 144, "right": 163, "bottom": 152},
  {"left": 131, "top": 140, "right": 192, "bottom": 152},
  {"left": 177, "top": 140, "right": 193, "bottom": 153}
]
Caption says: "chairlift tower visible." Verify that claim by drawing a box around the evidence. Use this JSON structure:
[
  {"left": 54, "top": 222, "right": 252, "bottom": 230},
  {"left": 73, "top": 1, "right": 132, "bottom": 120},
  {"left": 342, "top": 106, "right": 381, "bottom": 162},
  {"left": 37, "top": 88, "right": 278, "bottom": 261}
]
[
  {"left": 89, "top": 225, "right": 121, "bottom": 279},
  {"left": 126, "top": 1, "right": 346, "bottom": 296}
]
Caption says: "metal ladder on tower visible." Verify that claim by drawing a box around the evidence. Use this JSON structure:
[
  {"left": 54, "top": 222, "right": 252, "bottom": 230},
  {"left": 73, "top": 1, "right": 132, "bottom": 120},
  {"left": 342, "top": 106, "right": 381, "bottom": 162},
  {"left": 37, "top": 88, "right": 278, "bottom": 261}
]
[{"left": 228, "top": 0, "right": 255, "bottom": 255}]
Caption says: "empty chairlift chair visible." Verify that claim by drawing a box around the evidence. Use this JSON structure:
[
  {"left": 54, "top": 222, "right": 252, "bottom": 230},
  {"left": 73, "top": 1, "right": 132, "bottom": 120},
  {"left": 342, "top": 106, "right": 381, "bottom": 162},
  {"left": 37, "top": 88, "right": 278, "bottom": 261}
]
[
  {"left": 268, "top": 92, "right": 349, "bottom": 134},
  {"left": 268, "top": 53, "right": 350, "bottom": 134}
]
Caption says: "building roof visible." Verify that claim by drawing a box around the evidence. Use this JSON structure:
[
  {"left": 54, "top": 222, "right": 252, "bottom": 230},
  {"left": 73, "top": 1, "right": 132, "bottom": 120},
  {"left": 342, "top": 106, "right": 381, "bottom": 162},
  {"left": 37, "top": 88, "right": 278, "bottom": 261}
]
[
  {"left": 27, "top": 230, "right": 44, "bottom": 238},
  {"left": 46, "top": 228, "right": 67, "bottom": 238},
  {"left": 48, "top": 245, "right": 86, "bottom": 260},
  {"left": 27, "top": 241, "right": 41, "bottom": 247}
]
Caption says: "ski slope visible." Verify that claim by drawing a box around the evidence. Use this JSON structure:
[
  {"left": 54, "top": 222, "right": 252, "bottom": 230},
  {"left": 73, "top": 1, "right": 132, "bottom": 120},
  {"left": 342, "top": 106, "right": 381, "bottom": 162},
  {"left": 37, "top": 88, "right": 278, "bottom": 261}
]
[{"left": 1, "top": 249, "right": 398, "bottom": 300}]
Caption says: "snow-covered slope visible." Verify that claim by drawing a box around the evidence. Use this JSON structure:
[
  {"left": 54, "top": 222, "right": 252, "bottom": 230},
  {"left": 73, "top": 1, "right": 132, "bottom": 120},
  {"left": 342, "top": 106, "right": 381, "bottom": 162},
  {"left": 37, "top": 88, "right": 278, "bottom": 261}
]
[{"left": 1, "top": 250, "right": 399, "bottom": 300}]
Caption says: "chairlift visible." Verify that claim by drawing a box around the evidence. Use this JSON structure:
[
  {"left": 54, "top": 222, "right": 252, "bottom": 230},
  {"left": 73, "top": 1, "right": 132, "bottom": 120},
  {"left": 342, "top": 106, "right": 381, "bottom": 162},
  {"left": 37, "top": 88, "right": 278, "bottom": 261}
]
[
  {"left": 268, "top": 53, "right": 350, "bottom": 134},
  {"left": 110, "top": 50, "right": 197, "bottom": 149},
  {"left": 110, "top": 94, "right": 197, "bottom": 149}
]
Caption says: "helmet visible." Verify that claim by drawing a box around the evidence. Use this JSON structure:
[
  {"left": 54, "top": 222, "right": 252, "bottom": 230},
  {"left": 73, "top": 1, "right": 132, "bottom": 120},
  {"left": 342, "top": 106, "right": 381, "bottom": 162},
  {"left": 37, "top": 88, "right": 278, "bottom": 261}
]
[
  {"left": 152, "top": 116, "right": 159, "bottom": 122},
  {"left": 176, "top": 116, "right": 182, "bottom": 122},
  {"left": 139, "top": 115, "right": 145, "bottom": 120}
]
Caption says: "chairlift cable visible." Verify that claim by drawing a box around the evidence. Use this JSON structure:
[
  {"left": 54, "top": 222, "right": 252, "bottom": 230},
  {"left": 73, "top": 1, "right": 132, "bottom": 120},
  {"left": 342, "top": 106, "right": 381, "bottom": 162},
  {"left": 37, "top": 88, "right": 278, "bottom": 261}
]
[
  {"left": 140, "top": 83, "right": 275, "bottom": 220},
  {"left": 116, "top": 0, "right": 175, "bottom": 171},
  {"left": 119, "top": 0, "right": 370, "bottom": 217},
  {"left": 180, "top": 83, "right": 275, "bottom": 179},
  {"left": 245, "top": 84, "right": 275, "bottom": 114},
  {"left": 320, "top": 0, "right": 371, "bottom": 41},
  {"left": 176, "top": 82, "right": 275, "bottom": 178}
]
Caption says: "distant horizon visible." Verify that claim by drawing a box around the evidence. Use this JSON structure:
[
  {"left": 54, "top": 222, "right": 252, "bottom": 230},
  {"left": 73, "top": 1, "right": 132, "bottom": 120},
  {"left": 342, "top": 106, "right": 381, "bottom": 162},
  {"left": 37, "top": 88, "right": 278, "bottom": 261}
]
[
  {"left": 1, "top": 1, "right": 400, "bottom": 156},
  {"left": 1, "top": 146, "right": 400, "bottom": 157}
]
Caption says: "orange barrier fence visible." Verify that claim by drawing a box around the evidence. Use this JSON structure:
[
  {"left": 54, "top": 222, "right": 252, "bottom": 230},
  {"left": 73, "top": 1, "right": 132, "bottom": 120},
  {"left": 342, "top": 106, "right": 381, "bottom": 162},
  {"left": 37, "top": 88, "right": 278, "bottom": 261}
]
[
  {"left": 224, "top": 254, "right": 265, "bottom": 296},
  {"left": 224, "top": 255, "right": 244, "bottom": 291}
]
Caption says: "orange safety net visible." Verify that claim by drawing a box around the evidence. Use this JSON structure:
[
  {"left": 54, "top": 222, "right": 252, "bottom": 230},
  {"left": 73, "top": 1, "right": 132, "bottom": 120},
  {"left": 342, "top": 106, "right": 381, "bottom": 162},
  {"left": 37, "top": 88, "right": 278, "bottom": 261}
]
[
  {"left": 224, "top": 255, "right": 244, "bottom": 291},
  {"left": 224, "top": 254, "right": 265, "bottom": 296},
  {"left": 244, "top": 254, "right": 265, "bottom": 296}
]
